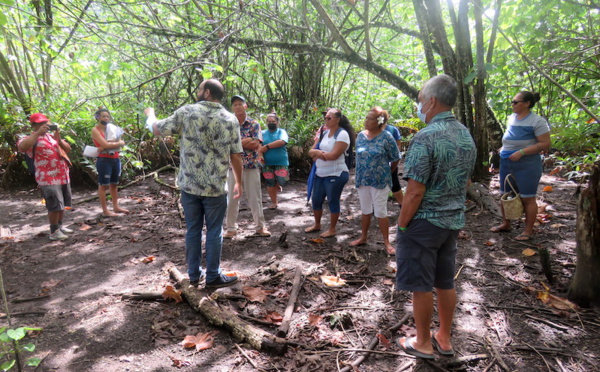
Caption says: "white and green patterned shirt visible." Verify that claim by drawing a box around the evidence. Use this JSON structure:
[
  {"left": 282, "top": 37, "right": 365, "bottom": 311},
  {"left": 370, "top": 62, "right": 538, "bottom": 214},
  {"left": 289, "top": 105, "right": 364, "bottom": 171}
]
[
  {"left": 156, "top": 101, "right": 243, "bottom": 197},
  {"left": 403, "top": 112, "right": 477, "bottom": 230}
]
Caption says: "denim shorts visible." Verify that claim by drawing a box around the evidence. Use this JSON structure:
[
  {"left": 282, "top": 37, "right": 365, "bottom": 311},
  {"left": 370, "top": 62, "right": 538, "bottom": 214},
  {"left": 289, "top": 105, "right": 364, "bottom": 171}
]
[
  {"left": 499, "top": 154, "right": 542, "bottom": 198},
  {"left": 96, "top": 157, "right": 121, "bottom": 185},
  {"left": 395, "top": 219, "right": 459, "bottom": 292},
  {"left": 41, "top": 184, "right": 72, "bottom": 212}
]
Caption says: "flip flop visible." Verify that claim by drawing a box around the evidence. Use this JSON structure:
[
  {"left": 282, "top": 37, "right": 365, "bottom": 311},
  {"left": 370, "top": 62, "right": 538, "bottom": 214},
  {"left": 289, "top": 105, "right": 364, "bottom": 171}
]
[
  {"left": 305, "top": 226, "right": 321, "bottom": 233},
  {"left": 268, "top": 205, "right": 278, "bottom": 210},
  {"left": 431, "top": 333, "right": 455, "bottom": 356},
  {"left": 490, "top": 226, "right": 511, "bottom": 233},
  {"left": 320, "top": 231, "right": 336, "bottom": 238},
  {"left": 396, "top": 337, "right": 435, "bottom": 360},
  {"left": 349, "top": 240, "right": 367, "bottom": 247},
  {"left": 515, "top": 233, "right": 533, "bottom": 241}
]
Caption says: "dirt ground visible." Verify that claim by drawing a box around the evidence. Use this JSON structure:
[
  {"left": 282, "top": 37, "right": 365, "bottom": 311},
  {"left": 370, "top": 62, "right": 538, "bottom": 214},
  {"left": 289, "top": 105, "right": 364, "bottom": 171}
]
[{"left": 1, "top": 169, "right": 599, "bottom": 372}]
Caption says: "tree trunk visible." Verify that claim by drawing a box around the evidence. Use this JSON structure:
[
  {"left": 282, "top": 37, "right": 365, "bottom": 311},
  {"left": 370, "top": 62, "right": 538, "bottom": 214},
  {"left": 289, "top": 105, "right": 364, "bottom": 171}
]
[
  {"left": 168, "top": 266, "right": 288, "bottom": 354},
  {"left": 568, "top": 161, "right": 600, "bottom": 307}
]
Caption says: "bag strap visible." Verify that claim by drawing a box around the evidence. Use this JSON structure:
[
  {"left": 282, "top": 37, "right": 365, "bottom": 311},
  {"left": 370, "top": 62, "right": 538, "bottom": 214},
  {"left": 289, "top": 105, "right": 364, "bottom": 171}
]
[{"left": 504, "top": 174, "right": 519, "bottom": 194}]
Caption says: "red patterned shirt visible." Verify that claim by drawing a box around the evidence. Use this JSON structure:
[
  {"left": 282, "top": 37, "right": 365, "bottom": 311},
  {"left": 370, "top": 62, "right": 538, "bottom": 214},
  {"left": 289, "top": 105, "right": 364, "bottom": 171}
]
[{"left": 18, "top": 133, "right": 70, "bottom": 186}]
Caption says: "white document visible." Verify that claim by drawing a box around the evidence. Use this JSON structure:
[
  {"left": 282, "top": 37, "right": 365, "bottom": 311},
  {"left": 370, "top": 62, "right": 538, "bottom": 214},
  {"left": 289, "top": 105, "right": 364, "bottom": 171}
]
[{"left": 83, "top": 145, "right": 100, "bottom": 157}]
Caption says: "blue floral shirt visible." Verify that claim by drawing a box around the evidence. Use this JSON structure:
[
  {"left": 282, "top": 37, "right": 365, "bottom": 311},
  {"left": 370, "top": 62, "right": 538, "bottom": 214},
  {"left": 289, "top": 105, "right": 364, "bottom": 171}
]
[
  {"left": 355, "top": 130, "right": 400, "bottom": 189},
  {"left": 403, "top": 112, "right": 476, "bottom": 230}
]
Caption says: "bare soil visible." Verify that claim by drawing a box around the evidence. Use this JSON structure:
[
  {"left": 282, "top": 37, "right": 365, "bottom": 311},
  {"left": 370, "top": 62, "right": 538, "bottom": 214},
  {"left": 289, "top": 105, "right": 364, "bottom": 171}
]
[{"left": 1, "top": 170, "right": 598, "bottom": 372}]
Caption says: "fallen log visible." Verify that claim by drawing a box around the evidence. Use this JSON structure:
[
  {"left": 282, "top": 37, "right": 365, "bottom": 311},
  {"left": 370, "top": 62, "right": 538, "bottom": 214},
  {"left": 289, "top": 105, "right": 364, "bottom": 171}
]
[
  {"left": 168, "top": 266, "right": 288, "bottom": 355},
  {"left": 467, "top": 182, "right": 501, "bottom": 216},
  {"left": 277, "top": 265, "right": 303, "bottom": 337}
]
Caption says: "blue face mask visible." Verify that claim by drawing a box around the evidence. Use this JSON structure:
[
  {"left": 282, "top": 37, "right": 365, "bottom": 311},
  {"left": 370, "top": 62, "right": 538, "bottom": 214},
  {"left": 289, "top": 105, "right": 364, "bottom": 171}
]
[{"left": 417, "top": 98, "right": 431, "bottom": 123}]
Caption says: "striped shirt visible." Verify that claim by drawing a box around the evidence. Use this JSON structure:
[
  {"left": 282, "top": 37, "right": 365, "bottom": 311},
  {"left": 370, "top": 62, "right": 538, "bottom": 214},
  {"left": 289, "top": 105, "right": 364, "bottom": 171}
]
[{"left": 500, "top": 112, "right": 550, "bottom": 157}]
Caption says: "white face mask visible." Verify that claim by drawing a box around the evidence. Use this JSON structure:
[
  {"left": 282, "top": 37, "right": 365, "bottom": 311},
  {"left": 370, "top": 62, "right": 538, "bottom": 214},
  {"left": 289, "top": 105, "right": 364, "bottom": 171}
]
[{"left": 417, "top": 98, "right": 432, "bottom": 123}]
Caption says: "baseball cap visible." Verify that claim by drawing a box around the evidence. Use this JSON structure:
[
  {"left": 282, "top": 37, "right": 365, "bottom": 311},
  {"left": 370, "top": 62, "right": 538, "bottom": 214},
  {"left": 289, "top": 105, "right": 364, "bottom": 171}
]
[
  {"left": 29, "top": 113, "right": 49, "bottom": 124},
  {"left": 231, "top": 95, "right": 246, "bottom": 104}
]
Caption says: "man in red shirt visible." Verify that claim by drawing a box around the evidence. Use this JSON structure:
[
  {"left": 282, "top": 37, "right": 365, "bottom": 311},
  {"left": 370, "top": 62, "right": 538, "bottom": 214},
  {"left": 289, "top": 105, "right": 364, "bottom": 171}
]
[{"left": 18, "top": 113, "right": 73, "bottom": 241}]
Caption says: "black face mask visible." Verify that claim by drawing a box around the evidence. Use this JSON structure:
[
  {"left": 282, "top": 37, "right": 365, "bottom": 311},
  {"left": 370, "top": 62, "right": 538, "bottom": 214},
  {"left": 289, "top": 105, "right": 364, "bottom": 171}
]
[
  {"left": 267, "top": 123, "right": 277, "bottom": 131},
  {"left": 99, "top": 120, "right": 109, "bottom": 125}
]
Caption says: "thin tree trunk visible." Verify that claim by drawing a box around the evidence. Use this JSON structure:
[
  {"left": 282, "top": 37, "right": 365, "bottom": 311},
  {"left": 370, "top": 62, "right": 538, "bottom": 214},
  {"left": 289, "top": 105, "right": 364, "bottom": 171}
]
[{"left": 568, "top": 161, "right": 600, "bottom": 307}]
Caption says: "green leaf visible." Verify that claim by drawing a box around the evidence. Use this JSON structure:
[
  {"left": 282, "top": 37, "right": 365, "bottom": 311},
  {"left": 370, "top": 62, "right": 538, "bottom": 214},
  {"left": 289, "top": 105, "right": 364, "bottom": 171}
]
[
  {"left": 0, "top": 11, "right": 7, "bottom": 27},
  {"left": 7, "top": 327, "right": 26, "bottom": 340},
  {"left": 26, "top": 357, "right": 41, "bottom": 367},
  {"left": 22, "top": 343, "right": 36, "bottom": 352},
  {"left": 1, "top": 360, "right": 16, "bottom": 371},
  {"left": 0, "top": 0, "right": 15, "bottom": 6}
]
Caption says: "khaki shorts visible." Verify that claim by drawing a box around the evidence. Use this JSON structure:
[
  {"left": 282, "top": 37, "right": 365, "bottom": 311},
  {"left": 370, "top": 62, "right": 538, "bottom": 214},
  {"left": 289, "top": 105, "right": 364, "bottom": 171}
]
[{"left": 40, "top": 184, "right": 72, "bottom": 212}]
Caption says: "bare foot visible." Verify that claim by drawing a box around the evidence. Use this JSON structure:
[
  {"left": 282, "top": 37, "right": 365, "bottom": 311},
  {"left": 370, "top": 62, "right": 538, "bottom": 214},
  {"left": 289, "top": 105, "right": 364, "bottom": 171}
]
[
  {"left": 490, "top": 224, "right": 511, "bottom": 233},
  {"left": 320, "top": 230, "right": 336, "bottom": 238},
  {"left": 350, "top": 238, "right": 367, "bottom": 246},
  {"left": 102, "top": 211, "right": 118, "bottom": 217},
  {"left": 384, "top": 242, "right": 395, "bottom": 255},
  {"left": 305, "top": 225, "right": 321, "bottom": 233},
  {"left": 268, "top": 204, "right": 278, "bottom": 210},
  {"left": 114, "top": 207, "right": 129, "bottom": 214}
]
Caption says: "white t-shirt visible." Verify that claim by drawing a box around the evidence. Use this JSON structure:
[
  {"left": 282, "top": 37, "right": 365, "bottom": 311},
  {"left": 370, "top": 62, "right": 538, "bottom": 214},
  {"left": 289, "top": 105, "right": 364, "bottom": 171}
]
[{"left": 316, "top": 129, "right": 350, "bottom": 177}]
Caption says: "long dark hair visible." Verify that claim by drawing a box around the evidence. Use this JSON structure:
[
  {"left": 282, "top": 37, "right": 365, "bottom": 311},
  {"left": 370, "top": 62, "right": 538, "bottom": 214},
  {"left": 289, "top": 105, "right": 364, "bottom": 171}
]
[{"left": 329, "top": 108, "right": 355, "bottom": 147}]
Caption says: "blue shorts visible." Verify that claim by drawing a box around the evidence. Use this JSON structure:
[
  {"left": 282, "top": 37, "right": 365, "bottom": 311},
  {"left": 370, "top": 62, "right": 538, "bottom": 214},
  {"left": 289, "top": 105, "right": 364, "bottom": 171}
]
[
  {"left": 499, "top": 154, "right": 542, "bottom": 198},
  {"left": 395, "top": 219, "right": 459, "bottom": 292},
  {"left": 96, "top": 157, "right": 121, "bottom": 186}
]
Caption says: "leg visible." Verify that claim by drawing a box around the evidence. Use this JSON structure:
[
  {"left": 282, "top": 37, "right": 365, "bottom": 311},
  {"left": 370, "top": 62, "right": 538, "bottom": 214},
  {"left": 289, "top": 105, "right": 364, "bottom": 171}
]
[
  {"left": 321, "top": 172, "right": 349, "bottom": 237},
  {"left": 493, "top": 159, "right": 513, "bottom": 231},
  {"left": 351, "top": 186, "right": 373, "bottom": 245},
  {"left": 48, "top": 210, "right": 61, "bottom": 227},
  {"left": 109, "top": 184, "right": 129, "bottom": 213},
  {"left": 244, "top": 168, "right": 268, "bottom": 233},
  {"left": 322, "top": 213, "right": 339, "bottom": 238},
  {"left": 225, "top": 169, "right": 240, "bottom": 233},
  {"left": 377, "top": 217, "right": 394, "bottom": 254},
  {"left": 180, "top": 191, "right": 205, "bottom": 282},
  {"left": 110, "top": 158, "right": 128, "bottom": 213},
  {"left": 98, "top": 185, "right": 116, "bottom": 216},
  {"left": 306, "top": 176, "right": 325, "bottom": 233},
  {"left": 434, "top": 288, "right": 456, "bottom": 351},
  {"left": 267, "top": 186, "right": 278, "bottom": 208},
  {"left": 390, "top": 168, "right": 404, "bottom": 205},
  {"left": 372, "top": 186, "right": 394, "bottom": 254},
  {"left": 202, "top": 195, "right": 228, "bottom": 283},
  {"left": 410, "top": 291, "right": 435, "bottom": 354},
  {"left": 520, "top": 196, "right": 538, "bottom": 237},
  {"left": 350, "top": 214, "right": 370, "bottom": 246}
]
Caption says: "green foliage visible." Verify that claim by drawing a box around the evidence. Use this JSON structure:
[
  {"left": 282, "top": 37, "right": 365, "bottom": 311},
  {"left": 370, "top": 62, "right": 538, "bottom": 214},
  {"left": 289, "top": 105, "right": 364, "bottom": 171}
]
[{"left": 0, "top": 326, "right": 42, "bottom": 371}]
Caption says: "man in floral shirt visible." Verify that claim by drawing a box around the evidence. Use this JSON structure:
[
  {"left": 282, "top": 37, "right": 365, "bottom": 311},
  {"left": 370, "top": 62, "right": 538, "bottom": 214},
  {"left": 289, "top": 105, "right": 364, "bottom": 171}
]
[
  {"left": 144, "top": 79, "right": 244, "bottom": 289},
  {"left": 18, "top": 113, "right": 73, "bottom": 241},
  {"left": 224, "top": 95, "right": 270, "bottom": 238}
]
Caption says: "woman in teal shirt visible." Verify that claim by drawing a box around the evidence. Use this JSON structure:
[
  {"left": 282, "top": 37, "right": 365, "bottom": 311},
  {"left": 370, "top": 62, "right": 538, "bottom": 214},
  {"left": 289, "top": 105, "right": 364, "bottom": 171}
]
[{"left": 259, "top": 112, "right": 289, "bottom": 209}]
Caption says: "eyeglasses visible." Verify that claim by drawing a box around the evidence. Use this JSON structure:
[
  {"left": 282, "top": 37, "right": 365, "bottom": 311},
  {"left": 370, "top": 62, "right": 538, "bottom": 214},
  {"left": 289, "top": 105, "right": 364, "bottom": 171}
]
[
  {"left": 324, "top": 117, "right": 333, "bottom": 121},
  {"left": 267, "top": 121, "right": 277, "bottom": 124},
  {"left": 511, "top": 100, "right": 525, "bottom": 105}
]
